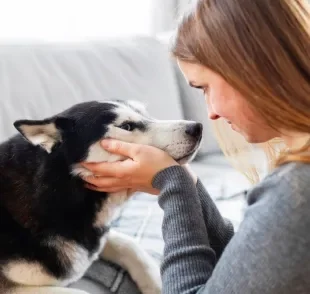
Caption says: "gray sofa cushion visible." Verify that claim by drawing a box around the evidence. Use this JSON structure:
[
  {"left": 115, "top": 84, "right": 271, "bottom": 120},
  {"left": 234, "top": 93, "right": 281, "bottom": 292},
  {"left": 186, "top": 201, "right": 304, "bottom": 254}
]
[{"left": 0, "top": 36, "right": 183, "bottom": 141}]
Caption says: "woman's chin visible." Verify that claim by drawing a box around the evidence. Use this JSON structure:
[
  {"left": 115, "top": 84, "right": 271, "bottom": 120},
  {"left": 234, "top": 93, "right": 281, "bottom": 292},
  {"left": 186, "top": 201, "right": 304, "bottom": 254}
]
[
  {"left": 231, "top": 124, "right": 277, "bottom": 144},
  {"left": 243, "top": 133, "right": 274, "bottom": 144}
]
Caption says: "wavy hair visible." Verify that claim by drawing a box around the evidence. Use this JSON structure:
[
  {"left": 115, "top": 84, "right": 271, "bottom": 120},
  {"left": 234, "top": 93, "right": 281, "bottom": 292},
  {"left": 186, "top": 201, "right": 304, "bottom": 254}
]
[{"left": 172, "top": 0, "right": 310, "bottom": 183}]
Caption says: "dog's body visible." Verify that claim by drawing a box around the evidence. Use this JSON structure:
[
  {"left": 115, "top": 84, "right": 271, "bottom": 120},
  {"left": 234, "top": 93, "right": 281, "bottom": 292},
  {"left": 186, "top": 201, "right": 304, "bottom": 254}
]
[{"left": 0, "top": 100, "right": 202, "bottom": 294}]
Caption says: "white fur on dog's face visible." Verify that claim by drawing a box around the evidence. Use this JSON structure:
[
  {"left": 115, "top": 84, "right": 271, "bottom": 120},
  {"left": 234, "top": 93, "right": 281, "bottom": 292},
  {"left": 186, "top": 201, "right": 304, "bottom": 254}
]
[{"left": 72, "top": 100, "right": 202, "bottom": 177}]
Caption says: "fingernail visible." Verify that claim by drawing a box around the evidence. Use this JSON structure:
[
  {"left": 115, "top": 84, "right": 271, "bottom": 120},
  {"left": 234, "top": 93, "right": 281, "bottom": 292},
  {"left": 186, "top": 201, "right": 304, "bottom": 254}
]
[
  {"left": 101, "top": 139, "right": 111, "bottom": 149},
  {"left": 85, "top": 183, "right": 95, "bottom": 189},
  {"left": 80, "top": 162, "right": 90, "bottom": 168}
]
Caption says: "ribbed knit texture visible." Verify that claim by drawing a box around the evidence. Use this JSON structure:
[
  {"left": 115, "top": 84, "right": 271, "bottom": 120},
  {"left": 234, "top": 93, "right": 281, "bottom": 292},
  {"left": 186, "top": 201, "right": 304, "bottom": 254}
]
[{"left": 152, "top": 163, "right": 310, "bottom": 293}]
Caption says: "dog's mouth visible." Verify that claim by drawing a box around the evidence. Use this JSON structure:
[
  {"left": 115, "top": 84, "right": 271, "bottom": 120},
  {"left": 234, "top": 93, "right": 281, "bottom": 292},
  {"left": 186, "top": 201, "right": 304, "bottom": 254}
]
[
  {"left": 175, "top": 148, "right": 197, "bottom": 164},
  {"left": 175, "top": 138, "right": 202, "bottom": 165},
  {"left": 176, "top": 153, "right": 193, "bottom": 164}
]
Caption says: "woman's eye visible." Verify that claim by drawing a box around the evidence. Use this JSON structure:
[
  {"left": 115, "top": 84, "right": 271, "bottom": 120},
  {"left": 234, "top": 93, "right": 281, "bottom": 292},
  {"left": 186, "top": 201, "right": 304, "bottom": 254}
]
[
  {"left": 194, "top": 85, "right": 209, "bottom": 95},
  {"left": 119, "top": 123, "right": 135, "bottom": 131}
]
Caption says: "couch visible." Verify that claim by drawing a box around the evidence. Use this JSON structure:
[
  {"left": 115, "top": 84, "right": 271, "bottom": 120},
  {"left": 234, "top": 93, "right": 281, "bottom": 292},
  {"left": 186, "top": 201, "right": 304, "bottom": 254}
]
[{"left": 0, "top": 34, "right": 250, "bottom": 293}]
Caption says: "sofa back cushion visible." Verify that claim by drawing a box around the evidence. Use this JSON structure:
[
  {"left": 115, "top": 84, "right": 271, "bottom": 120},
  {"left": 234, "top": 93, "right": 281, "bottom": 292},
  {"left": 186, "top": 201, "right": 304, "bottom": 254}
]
[{"left": 0, "top": 36, "right": 183, "bottom": 141}]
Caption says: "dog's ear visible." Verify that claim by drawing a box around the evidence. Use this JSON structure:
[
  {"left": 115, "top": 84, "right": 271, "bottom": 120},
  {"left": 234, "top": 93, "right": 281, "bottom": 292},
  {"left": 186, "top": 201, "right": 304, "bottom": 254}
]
[{"left": 14, "top": 117, "right": 73, "bottom": 153}]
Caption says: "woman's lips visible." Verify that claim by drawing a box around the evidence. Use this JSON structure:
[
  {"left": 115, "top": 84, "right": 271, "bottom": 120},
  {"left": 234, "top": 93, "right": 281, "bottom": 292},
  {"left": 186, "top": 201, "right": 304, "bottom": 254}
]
[{"left": 226, "top": 121, "right": 236, "bottom": 130}]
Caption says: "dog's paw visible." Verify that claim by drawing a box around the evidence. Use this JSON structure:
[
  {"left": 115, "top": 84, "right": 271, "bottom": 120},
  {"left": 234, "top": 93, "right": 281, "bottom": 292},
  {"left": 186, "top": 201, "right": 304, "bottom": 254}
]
[
  {"left": 139, "top": 267, "right": 162, "bottom": 294},
  {"left": 134, "top": 255, "right": 162, "bottom": 294},
  {"left": 101, "top": 230, "right": 162, "bottom": 293}
]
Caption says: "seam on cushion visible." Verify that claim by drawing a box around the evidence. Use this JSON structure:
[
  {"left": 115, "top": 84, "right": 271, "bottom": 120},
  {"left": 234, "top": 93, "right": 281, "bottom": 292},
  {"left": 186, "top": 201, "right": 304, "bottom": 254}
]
[
  {"left": 135, "top": 203, "right": 154, "bottom": 241},
  {"left": 110, "top": 269, "right": 126, "bottom": 292}
]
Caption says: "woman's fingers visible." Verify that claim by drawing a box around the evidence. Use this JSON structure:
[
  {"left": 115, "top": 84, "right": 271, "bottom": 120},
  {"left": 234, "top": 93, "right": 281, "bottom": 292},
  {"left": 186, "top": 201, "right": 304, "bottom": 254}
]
[
  {"left": 138, "top": 187, "right": 161, "bottom": 195},
  {"left": 83, "top": 174, "right": 160, "bottom": 195},
  {"left": 83, "top": 175, "right": 129, "bottom": 189},
  {"left": 85, "top": 184, "right": 127, "bottom": 193},
  {"left": 82, "top": 159, "right": 133, "bottom": 178},
  {"left": 101, "top": 139, "right": 142, "bottom": 159},
  {"left": 81, "top": 140, "right": 179, "bottom": 194}
]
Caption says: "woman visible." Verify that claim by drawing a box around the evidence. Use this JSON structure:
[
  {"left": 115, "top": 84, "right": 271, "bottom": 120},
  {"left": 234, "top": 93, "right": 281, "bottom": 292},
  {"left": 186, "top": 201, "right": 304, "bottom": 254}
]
[{"left": 83, "top": 0, "right": 310, "bottom": 293}]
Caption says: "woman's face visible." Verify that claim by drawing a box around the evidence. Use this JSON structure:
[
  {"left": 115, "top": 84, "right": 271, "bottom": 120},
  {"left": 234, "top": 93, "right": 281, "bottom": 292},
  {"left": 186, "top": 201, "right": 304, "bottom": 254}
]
[{"left": 177, "top": 60, "right": 278, "bottom": 144}]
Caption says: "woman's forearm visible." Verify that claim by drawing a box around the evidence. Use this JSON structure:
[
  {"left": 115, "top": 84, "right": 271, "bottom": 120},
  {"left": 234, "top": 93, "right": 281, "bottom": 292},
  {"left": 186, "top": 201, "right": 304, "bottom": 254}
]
[
  {"left": 153, "top": 164, "right": 310, "bottom": 294},
  {"left": 181, "top": 165, "right": 234, "bottom": 258},
  {"left": 196, "top": 179, "right": 234, "bottom": 259},
  {"left": 152, "top": 166, "right": 216, "bottom": 294}
]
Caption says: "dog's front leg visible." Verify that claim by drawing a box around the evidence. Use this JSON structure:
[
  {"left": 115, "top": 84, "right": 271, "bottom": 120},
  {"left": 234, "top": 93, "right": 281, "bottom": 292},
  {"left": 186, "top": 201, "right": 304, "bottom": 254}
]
[{"left": 100, "top": 230, "right": 161, "bottom": 294}]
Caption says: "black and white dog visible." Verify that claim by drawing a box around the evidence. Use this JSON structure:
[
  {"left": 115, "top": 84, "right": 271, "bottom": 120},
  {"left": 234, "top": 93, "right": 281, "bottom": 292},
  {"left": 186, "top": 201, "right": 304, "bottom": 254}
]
[{"left": 0, "top": 100, "right": 203, "bottom": 294}]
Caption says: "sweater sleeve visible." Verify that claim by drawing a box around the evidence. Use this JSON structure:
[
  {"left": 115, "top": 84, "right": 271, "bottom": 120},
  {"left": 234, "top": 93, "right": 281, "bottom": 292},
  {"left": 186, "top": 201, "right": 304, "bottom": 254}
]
[
  {"left": 152, "top": 164, "right": 310, "bottom": 294},
  {"left": 152, "top": 166, "right": 216, "bottom": 293},
  {"left": 196, "top": 178, "right": 234, "bottom": 259}
]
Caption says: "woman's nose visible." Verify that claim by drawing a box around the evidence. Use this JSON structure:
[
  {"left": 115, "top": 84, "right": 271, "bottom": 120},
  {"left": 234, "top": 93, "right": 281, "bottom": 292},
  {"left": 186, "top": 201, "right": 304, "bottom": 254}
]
[
  {"left": 209, "top": 112, "right": 220, "bottom": 120},
  {"left": 206, "top": 96, "right": 220, "bottom": 120}
]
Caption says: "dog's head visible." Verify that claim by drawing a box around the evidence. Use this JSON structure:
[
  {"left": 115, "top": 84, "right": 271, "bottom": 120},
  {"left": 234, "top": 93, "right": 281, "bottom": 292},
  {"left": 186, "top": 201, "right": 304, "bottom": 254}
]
[{"left": 14, "top": 100, "right": 202, "bottom": 176}]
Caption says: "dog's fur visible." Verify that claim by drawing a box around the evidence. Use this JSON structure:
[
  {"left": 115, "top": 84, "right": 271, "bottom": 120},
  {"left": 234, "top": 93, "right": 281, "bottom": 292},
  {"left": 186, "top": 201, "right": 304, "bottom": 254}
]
[{"left": 0, "top": 100, "right": 203, "bottom": 294}]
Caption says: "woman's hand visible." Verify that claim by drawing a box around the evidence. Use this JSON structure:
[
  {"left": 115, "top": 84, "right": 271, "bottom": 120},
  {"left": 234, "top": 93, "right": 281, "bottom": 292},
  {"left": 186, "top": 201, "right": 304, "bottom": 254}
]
[{"left": 82, "top": 139, "right": 179, "bottom": 195}]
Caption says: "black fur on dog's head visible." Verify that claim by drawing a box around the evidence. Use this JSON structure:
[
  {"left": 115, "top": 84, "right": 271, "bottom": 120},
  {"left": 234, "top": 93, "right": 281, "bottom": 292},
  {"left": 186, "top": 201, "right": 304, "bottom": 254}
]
[{"left": 14, "top": 100, "right": 203, "bottom": 177}]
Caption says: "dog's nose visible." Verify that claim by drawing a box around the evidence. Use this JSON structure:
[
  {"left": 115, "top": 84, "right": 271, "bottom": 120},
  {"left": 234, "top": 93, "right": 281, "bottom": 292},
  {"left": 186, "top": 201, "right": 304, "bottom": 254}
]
[{"left": 185, "top": 123, "right": 203, "bottom": 139}]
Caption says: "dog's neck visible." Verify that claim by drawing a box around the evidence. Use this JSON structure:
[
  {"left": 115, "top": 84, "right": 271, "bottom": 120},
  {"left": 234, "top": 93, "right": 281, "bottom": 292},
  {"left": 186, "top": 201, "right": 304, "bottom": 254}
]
[{"left": 1, "top": 144, "right": 105, "bottom": 233}]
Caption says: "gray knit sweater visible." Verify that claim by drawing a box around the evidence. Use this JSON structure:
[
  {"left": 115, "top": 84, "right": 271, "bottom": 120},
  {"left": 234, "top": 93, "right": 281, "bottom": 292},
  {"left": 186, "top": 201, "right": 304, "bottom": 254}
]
[{"left": 152, "top": 162, "right": 310, "bottom": 294}]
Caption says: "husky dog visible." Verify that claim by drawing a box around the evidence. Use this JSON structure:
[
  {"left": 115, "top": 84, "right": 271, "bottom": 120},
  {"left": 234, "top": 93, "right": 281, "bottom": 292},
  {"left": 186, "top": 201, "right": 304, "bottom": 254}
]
[{"left": 0, "top": 100, "right": 203, "bottom": 294}]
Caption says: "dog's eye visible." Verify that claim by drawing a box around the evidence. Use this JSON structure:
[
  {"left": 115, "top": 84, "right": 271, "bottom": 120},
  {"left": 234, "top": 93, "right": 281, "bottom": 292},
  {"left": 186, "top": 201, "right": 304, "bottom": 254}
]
[{"left": 119, "top": 122, "right": 135, "bottom": 132}]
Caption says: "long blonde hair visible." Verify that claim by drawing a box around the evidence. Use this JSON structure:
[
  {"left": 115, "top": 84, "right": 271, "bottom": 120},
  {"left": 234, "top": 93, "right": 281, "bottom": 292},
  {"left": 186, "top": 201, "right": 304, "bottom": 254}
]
[{"left": 172, "top": 0, "right": 310, "bottom": 184}]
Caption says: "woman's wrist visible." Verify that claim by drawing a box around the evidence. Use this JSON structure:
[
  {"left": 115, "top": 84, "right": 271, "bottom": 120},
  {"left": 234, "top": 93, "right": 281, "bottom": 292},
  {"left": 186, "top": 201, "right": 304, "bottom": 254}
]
[
  {"left": 152, "top": 164, "right": 196, "bottom": 191},
  {"left": 181, "top": 164, "right": 198, "bottom": 185}
]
